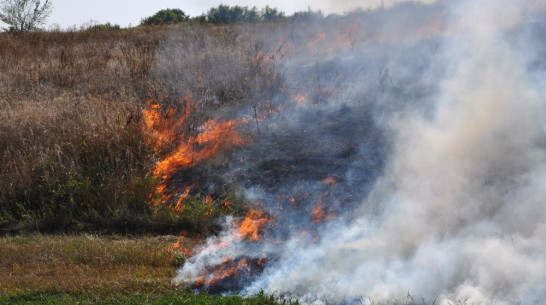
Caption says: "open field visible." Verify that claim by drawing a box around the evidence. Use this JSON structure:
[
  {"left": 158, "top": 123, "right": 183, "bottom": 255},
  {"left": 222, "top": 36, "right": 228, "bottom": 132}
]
[
  {"left": 0, "top": 234, "right": 298, "bottom": 305},
  {"left": 0, "top": 235, "right": 181, "bottom": 297},
  {"left": 2, "top": 1, "right": 546, "bottom": 303}
]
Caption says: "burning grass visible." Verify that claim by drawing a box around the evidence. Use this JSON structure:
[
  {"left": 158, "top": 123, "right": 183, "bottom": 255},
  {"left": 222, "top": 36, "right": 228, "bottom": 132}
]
[
  {"left": 0, "top": 7, "right": 471, "bottom": 303},
  {"left": 0, "top": 7, "right": 436, "bottom": 234},
  {"left": 0, "top": 24, "right": 276, "bottom": 234}
]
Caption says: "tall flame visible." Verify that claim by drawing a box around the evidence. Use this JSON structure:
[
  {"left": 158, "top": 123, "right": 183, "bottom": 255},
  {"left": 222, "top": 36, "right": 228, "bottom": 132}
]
[
  {"left": 142, "top": 93, "right": 250, "bottom": 207},
  {"left": 237, "top": 209, "right": 271, "bottom": 241}
]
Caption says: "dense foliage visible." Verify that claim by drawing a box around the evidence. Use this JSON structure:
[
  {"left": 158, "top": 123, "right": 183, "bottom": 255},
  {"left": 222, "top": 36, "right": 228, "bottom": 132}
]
[{"left": 140, "top": 8, "right": 189, "bottom": 26}]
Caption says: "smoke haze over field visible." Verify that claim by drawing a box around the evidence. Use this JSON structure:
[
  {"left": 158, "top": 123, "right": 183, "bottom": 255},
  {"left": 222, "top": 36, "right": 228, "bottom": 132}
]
[
  {"left": 163, "top": 0, "right": 546, "bottom": 304},
  {"left": 39, "top": 0, "right": 441, "bottom": 29}
]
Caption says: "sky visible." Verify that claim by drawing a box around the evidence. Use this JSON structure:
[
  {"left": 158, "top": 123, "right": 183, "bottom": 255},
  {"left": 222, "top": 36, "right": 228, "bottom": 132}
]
[{"left": 30, "top": 0, "right": 434, "bottom": 29}]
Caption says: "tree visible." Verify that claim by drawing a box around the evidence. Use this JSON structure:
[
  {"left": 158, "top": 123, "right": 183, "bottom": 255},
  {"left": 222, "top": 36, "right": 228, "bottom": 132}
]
[
  {"left": 206, "top": 5, "right": 259, "bottom": 24},
  {"left": 140, "top": 8, "right": 188, "bottom": 26},
  {"left": 0, "top": 0, "right": 52, "bottom": 32},
  {"left": 88, "top": 22, "right": 121, "bottom": 31},
  {"left": 261, "top": 6, "right": 284, "bottom": 22}
]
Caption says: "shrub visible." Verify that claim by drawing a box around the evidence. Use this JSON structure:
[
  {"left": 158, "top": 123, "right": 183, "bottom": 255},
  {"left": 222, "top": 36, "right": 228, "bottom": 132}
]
[{"left": 140, "top": 8, "right": 189, "bottom": 26}]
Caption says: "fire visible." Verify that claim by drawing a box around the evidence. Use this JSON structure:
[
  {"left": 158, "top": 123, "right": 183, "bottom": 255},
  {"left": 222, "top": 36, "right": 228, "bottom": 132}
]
[
  {"left": 237, "top": 209, "right": 271, "bottom": 241},
  {"left": 142, "top": 93, "right": 250, "bottom": 208},
  {"left": 311, "top": 203, "right": 326, "bottom": 224},
  {"left": 195, "top": 258, "right": 251, "bottom": 287},
  {"left": 322, "top": 176, "right": 337, "bottom": 185},
  {"left": 174, "top": 187, "right": 191, "bottom": 212},
  {"left": 252, "top": 51, "right": 272, "bottom": 65},
  {"left": 142, "top": 95, "right": 193, "bottom": 154},
  {"left": 192, "top": 256, "right": 269, "bottom": 291},
  {"left": 312, "top": 197, "right": 336, "bottom": 224},
  {"left": 291, "top": 93, "right": 306, "bottom": 105},
  {"left": 308, "top": 32, "right": 327, "bottom": 47},
  {"left": 153, "top": 118, "right": 248, "bottom": 181},
  {"left": 170, "top": 4, "right": 467, "bottom": 297},
  {"left": 338, "top": 23, "right": 358, "bottom": 48}
]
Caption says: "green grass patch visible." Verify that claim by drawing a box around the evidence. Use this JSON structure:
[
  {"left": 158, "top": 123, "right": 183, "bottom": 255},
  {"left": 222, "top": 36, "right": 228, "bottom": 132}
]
[{"left": 0, "top": 291, "right": 298, "bottom": 305}]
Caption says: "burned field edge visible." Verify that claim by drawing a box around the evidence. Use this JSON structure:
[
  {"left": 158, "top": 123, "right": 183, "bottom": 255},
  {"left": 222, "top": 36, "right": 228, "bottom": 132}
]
[
  {"left": 0, "top": 234, "right": 437, "bottom": 304},
  {"left": 0, "top": 2, "right": 444, "bottom": 235},
  {"left": 0, "top": 234, "right": 300, "bottom": 305}
]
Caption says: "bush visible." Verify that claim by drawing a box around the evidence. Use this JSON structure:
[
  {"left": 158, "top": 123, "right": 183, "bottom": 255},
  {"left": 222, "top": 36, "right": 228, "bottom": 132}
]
[
  {"left": 203, "top": 5, "right": 285, "bottom": 24},
  {"left": 140, "top": 8, "right": 189, "bottom": 26},
  {"left": 87, "top": 22, "right": 121, "bottom": 31}
]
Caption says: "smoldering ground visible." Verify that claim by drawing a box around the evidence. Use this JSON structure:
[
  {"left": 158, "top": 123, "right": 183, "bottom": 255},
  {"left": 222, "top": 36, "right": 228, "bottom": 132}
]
[{"left": 151, "top": 1, "right": 546, "bottom": 304}]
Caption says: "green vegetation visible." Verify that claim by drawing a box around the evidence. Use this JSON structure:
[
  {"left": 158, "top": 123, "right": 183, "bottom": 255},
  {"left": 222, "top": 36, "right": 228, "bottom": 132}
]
[
  {"left": 140, "top": 5, "right": 286, "bottom": 26},
  {"left": 0, "top": 291, "right": 298, "bottom": 305},
  {"left": 140, "top": 8, "right": 189, "bottom": 26},
  {"left": 87, "top": 22, "right": 121, "bottom": 31},
  {"left": 0, "top": 0, "right": 53, "bottom": 32}
]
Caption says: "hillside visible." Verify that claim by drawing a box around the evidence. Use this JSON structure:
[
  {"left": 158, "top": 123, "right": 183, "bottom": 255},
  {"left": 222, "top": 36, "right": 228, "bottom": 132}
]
[{"left": 2, "top": 1, "right": 546, "bottom": 304}]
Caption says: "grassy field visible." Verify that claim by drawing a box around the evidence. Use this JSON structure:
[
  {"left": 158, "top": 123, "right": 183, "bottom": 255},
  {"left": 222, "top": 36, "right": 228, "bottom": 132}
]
[
  {"left": 0, "top": 292, "right": 294, "bottom": 305},
  {"left": 0, "top": 12, "right": 448, "bottom": 305},
  {"left": 0, "top": 234, "right": 297, "bottom": 304},
  {"left": 0, "top": 23, "right": 283, "bottom": 234}
]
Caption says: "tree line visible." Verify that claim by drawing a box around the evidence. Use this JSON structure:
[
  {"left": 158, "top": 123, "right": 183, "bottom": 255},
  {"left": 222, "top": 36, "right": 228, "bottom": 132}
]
[
  {"left": 139, "top": 5, "right": 322, "bottom": 26},
  {"left": 0, "top": 0, "right": 322, "bottom": 32}
]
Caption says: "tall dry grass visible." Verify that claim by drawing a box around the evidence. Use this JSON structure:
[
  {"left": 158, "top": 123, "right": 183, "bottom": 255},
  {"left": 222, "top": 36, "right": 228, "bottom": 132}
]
[
  {"left": 0, "top": 24, "right": 285, "bottom": 233},
  {"left": 0, "top": 28, "right": 169, "bottom": 232}
]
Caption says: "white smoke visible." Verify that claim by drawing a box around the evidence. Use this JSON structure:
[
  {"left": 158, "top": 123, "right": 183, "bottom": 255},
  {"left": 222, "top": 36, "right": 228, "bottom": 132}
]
[
  {"left": 243, "top": 1, "right": 546, "bottom": 304},
  {"left": 319, "top": 0, "right": 439, "bottom": 14},
  {"left": 174, "top": 0, "right": 546, "bottom": 304}
]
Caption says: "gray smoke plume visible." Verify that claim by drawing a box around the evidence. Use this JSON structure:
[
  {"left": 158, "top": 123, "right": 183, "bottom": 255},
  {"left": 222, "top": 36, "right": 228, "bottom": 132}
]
[{"left": 172, "top": 0, "right": 546, "bottom": 304}]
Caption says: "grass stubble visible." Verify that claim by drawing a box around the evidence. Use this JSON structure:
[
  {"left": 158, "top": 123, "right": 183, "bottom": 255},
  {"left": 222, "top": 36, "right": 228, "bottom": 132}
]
[{"left": 0, "top": 234, "right": 298, "bottom": 304}]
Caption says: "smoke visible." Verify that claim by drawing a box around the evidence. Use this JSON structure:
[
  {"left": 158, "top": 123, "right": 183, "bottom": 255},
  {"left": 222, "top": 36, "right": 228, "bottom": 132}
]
[
  {"left": 319, "top": 0, "right": 439, "bottom": 14},
  {"left": 170, "top": 0, "right": 546, "bottom": 304}
]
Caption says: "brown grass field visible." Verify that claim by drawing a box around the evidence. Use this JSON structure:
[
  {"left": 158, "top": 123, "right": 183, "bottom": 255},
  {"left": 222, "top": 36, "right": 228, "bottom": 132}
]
[
  {"left": 0, "top": 234, "right": 186, "bottom": 297},
  {"left": 0, "top": 24, "right": 278, "bottom": 233}
]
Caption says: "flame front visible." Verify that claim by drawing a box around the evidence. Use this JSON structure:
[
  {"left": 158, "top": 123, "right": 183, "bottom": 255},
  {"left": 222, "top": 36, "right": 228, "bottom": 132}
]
[
  {"left": 142, "top": 94, "right": 250, "bottom": 208},
  {"left": 237, "top": 209, "right": 271, "bottom": 241}
]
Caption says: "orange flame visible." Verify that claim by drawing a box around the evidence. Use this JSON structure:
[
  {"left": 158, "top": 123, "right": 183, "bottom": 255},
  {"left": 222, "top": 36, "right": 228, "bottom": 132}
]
[
  {"left": 308, "top": 32, "right": 327, "bottom": 47},
  {"left": 322, "top": 176, "right": 338, "bottom": 185},
  {"left": 142, "top": 93, "right": 250, "bottom": 207},
  {"left": 252, "top": 52, "right": 272, "bottom": 65},
  {"left": 311, "top": 204, "right": 327, "bottom": 224},
  {"left": 142, "top": 95, "right": 193, "bottom": 154},
  {"left": 195, "top": 258, "right": 251, "bottom": 287},
  {"left": 237, "top": 209, "right": 271, "bottom": 241},
  {"left": 152, "top": 118, "right": 247, "bottom": 181},
  {"left": 174, "top": 187, "right": 191, "bottom": 212},
  {"left": 291, "top": 93, "right": 306, "bottom": 105}
]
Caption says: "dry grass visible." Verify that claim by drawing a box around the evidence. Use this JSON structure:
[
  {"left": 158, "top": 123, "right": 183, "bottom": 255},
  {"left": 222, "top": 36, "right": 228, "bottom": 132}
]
[
  {"left": 0, "top": 19, "right": 359, "bottom": 233},
  {"left": 0, "top": 24, "right": 282, "bottom": 233},
  {"left": 0, "top": 234, "right": 300, "bottom": 304},
  {"left": 0, "top": 28, "right": 169, "bottom": 232},
  {"left": 0, "top": 234, "right": 194, "bottom": 297}
]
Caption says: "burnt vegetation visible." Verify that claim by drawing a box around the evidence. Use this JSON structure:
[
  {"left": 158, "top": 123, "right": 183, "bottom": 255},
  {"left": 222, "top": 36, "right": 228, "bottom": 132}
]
[{"left": 0, "top": 2, "right": 445, "bottom": 235}]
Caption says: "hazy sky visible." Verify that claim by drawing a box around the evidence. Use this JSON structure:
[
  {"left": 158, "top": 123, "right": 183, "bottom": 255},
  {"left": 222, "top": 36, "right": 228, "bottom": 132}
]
[{"left": 25, "top": 0, "right": 434, "bottom": 29}]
